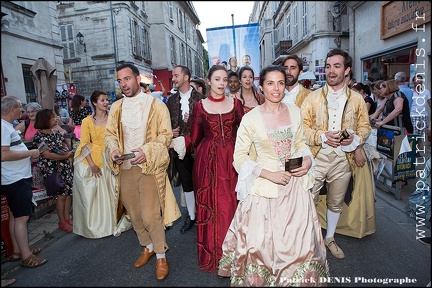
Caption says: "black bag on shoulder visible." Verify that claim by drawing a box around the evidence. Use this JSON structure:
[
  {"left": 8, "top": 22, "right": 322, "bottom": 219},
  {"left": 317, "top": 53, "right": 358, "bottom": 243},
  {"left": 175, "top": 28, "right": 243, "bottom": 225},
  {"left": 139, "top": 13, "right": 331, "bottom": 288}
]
[{"left": 44, "top": 171, "right": 66, "bottom": 197}]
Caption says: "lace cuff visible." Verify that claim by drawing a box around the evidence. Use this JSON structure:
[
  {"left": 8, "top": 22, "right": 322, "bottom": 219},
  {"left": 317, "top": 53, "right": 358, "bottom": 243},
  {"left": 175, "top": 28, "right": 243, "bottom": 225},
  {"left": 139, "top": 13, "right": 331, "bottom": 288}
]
[
  {"left": 321, "top": 133, "right": 329, "bottom": 148},
  {"left": 341, "top": 129, "right": 360, "bottom": 152},
  {"left": 235, "top": 160, "right": 261, "bottom": 203},
  {"left": 171, "top": 136, "right": 186, "bottom": 160},
  {"left": 322, "top": 129, "right": 360, "bottom": 152},
  {"left": 73, "top": 144, "right": 91, "bottom": 165}
]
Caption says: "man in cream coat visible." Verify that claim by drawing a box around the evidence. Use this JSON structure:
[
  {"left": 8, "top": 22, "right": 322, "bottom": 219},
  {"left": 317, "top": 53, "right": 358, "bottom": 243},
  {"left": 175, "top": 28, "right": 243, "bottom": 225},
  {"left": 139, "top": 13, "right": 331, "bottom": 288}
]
[{"left": 105, "top": 63, "right": 180, "bottom": 280}]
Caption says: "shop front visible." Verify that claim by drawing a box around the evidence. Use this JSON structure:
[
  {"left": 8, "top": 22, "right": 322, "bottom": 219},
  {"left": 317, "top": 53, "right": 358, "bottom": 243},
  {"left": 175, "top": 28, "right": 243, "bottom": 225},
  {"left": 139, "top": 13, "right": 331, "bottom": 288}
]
[
  {"left": 352, "top": 1, "right": 430, "bottom": 86},
  {"left": 361, "top": 42, "right": 418, "bottom": 83}
]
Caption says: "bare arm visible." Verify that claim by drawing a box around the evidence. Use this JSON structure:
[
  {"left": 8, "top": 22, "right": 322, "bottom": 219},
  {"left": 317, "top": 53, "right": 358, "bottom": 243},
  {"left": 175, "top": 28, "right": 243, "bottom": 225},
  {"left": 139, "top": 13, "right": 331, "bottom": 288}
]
[
  {"left": 40, "top": 149, "right": 73, "bottom": 161},
  {"left": 369, "top": 100, "right": 386, "bottom": 120},
  {"left": 15, "top": 121, "right": 25, "bottom": 134},
  {"left": 375, "top": 97, "right": 403, "bottom": 127},
  {"left": 1, "top": 146, "right": 39, "bottom": 162},
  {"left": 365, "top": 102, "right": 371, "bottom": 114}
]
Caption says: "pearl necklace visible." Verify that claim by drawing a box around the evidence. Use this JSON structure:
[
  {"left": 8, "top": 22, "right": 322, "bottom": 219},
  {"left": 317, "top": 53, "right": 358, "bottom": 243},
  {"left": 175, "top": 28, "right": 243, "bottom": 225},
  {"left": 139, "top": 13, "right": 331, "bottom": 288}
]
[{"left": 208, "top": 94, "right": 225, "bottom": 102}]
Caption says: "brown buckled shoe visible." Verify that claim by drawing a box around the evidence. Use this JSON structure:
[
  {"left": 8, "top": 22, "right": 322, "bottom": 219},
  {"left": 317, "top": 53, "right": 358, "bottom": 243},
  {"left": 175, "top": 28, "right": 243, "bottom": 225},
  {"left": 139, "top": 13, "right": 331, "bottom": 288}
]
[
  {"left": 156, "top": 258, "right": 169, "bottom": 280},
  {"left": 134, "top": 247, "right": 156, "bottom": 268},
  {"left": 324, "top": 237, "right": 345, "bottom": 259}
]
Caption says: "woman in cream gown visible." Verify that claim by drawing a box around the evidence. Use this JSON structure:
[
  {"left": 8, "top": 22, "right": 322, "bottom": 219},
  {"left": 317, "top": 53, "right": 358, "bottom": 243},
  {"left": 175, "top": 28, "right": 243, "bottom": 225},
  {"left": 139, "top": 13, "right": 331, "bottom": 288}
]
[
  {"left": 218, "top": 65, "right": 329, "bottom": 286},
  {"left": 73, "top": 90, "right": 132, "bottom": 238}
]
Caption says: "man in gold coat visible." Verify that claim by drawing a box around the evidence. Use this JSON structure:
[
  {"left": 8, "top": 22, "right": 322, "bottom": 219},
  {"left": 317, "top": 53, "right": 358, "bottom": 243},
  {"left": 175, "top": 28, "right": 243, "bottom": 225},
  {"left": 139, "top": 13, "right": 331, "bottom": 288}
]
[
  {"left": 105, "top": 63, "right": 180, "bottom": 281},
  {"left": 301, "top": 48, "right": 371, "bottom": 260}
]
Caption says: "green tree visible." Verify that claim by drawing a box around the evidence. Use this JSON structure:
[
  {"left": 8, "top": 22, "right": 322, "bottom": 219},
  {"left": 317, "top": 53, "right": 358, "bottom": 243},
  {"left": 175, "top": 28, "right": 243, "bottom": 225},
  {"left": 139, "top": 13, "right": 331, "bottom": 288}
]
[{"left": 203, "top": 48, "right": 209, "bottom": 77}]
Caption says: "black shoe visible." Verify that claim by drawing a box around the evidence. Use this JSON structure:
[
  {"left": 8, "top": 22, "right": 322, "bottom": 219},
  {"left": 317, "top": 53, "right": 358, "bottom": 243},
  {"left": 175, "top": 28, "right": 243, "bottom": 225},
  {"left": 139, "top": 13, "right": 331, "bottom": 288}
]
[
  {"left": 180, "top": 215, "right": 196, "bottom": 234},
  {"left": 418, "top": 237, "right": 431, "bottom": 246}
]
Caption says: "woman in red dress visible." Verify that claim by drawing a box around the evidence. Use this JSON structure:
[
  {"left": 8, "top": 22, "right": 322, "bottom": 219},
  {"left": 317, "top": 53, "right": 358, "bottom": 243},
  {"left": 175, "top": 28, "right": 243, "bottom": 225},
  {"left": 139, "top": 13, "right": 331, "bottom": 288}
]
[
  {"left": 235, "top": 66, "right": 265, "bottom": 114},
  {"left": 171, "top": 65, "right": 244, "bottom": 273}
]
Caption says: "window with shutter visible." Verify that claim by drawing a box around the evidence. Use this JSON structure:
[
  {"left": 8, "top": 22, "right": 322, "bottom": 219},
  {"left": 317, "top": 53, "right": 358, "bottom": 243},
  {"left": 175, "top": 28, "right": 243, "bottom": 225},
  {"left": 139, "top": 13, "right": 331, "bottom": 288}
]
[{"left": 60, "top": 24, "right": 76, "bottom": 59}]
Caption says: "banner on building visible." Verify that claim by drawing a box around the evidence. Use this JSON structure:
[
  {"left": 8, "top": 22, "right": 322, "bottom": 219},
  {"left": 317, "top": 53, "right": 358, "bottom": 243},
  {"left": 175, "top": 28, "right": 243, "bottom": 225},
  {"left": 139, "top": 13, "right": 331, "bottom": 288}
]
[{"left": 206, "top": 23, "right": 260, "bottom": 86}]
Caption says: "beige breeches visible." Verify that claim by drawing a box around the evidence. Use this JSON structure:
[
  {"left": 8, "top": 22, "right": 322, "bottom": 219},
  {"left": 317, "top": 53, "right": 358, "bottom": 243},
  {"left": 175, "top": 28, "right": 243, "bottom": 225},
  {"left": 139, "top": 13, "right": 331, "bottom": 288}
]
[
  {"left": 120, "top": 166, "right": 167, "bottom": 253},
  {"left": 311, "top": 151, "right": 351, "bottom": 213}
]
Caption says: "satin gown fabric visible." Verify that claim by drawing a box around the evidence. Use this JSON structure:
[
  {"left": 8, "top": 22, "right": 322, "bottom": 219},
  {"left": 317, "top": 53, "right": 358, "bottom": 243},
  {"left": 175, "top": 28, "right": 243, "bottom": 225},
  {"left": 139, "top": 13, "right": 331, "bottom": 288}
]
[
  {"left": 73, "top": 117, "right": 132, "bottom": 238},
  {"left": 218, "top": 105, "right": 329, "bottom": 286},
  {"left": 185, "top": 99, "right": 244, "bottom": 273}
]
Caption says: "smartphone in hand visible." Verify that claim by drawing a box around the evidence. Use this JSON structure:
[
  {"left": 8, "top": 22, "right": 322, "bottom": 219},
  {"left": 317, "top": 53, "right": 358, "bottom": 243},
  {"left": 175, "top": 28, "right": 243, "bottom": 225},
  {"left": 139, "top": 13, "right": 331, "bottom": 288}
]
[
  {"left": 339, "top": 129, "right": 351, "bottom": 142},
  {"left": 285, "top": 157, "right": 303, "bottom": 172},
  {"left": 116, "top": 153, "right": 136, "bottom": 160}
]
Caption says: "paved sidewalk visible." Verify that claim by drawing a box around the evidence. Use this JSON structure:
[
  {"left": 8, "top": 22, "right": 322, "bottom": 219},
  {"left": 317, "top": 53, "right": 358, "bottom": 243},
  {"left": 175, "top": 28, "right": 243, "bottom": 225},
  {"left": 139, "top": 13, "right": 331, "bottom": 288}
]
[{"left": 28, "top": 211, "right": 59, "bottom": 247}]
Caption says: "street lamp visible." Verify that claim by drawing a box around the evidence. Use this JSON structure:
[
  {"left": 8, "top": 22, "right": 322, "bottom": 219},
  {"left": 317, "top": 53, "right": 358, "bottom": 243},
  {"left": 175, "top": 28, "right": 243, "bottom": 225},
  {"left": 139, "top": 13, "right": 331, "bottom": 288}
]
[
  {"left": 1, "top": 19, "right": 10, "bottom": 32},
  {"left": 76, "top": 32, "right": 86, "bottom": 52}
]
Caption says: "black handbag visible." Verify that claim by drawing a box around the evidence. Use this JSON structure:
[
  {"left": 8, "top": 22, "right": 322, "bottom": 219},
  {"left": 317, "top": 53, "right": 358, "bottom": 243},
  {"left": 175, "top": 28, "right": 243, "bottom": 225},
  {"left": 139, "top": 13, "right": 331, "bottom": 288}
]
[{"left": 43, "top": 171, "right": 66, "bottom": 196}]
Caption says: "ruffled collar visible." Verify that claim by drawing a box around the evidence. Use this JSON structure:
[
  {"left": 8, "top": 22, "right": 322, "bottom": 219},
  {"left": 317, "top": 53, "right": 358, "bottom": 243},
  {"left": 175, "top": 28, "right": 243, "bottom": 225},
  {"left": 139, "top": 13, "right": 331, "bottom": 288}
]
[
  {"left": 122, "top": 93, "right": 145, "bottom": 129},
  {"left": 325, "top": 85, "right": 347, "bottom": 110},
  {"left": 179, "top": 87, "right": 193, "bottom": 98}
]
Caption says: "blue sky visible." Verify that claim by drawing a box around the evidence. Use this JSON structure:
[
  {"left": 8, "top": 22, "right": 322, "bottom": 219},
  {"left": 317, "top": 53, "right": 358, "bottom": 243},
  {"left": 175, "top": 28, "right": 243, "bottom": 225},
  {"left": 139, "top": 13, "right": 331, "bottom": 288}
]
[{"left": 192, "top": 1, "right": 255, "bottom": 49}]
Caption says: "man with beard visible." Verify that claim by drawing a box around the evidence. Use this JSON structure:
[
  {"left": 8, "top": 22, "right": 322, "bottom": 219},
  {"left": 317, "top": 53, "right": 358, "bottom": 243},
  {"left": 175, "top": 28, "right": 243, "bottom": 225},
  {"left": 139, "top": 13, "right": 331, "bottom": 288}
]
[
  {"left": 166, "top": 65, "right": 205, "bottom": 234},
  {"left": 281, "top": 55, "right": 311, "bottom": 107},
  {"left": 301, "top": 48, "right": 371, "bottom": 260},
  {"left": 105, "top": 63, "right": 180, "bottom": 280}
]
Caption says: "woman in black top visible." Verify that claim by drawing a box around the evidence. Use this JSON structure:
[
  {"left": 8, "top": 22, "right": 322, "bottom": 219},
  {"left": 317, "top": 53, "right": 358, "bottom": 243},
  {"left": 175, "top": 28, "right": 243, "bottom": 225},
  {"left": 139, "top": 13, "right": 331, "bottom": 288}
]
[
  {"left": 352, "top": 82, "right": 376, "bottom": 115},
  {"left": 370, "top": 79, "right": 413, "bottom": 134},
  {"left": 70, "top": 94, "right": 91, "bottom": 139}
]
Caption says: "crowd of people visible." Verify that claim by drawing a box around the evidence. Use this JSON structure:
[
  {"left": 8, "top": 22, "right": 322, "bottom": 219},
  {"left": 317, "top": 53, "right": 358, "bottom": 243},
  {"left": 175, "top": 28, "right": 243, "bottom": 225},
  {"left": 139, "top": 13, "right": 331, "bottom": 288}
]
[{"left": 2, "top": 48, "right": 430, "bottom": 286}]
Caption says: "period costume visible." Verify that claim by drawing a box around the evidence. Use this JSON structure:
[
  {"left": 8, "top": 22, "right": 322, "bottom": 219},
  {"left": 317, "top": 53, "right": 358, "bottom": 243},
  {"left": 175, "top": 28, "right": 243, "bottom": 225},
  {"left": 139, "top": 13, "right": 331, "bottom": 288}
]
[
  {"left": 72, "top": 116, "right": 132, "bottom": 238},
  {"left": 282, "top": 84, "right": 311, "bottom": 107},
  {"left": 166, "top": 87, "right": 205, "bottom": 233},
  {"left": 105, "top": 93, "right": 180, "bottom": 253},
  {"left": 166, "top": 87, "right": 204, "bottom": 185},
  {"left": 218, "top": 104, "right": 329, "bottom": 286},
  {"left": 316, "top": 146, "right": 377, "bottom": 239},
  {"left": 301, "top": 85, "right": 371, "bottom": 202},
  {"left": 238, "top": 89, "right": 265, "bottom": 114},
  {"left": 301, "top": 84, "right": 372, "bottom": 254},
  {"left": 172, "top": 99, "right": 244, "bottom": 273}
]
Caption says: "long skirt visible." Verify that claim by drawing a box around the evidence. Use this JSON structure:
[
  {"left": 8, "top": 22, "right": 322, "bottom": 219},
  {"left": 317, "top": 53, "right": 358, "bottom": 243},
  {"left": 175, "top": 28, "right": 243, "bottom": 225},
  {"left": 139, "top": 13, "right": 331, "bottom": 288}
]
[
  {"left": 72, "top": 155, "right": 132, "bottom": 238},
  {"left": 218, "top": 177, "right": 329, "bottom": 286}
]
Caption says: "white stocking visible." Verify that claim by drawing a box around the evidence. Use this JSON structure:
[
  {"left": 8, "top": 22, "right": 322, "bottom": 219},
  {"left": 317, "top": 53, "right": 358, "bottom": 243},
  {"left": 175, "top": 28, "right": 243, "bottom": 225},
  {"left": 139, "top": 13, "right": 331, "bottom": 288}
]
[
  {"left": 184, "top": 191, "right": 196, "bottom": 220},
  {"left": 325, "top": 209, "right": 340, "bottom": 239}
]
